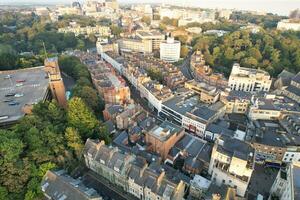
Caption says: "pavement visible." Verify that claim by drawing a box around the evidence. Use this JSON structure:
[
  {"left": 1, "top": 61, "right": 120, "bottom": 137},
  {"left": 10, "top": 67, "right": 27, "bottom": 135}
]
[{"left": 82, "top": 170, "right": 138, "bottom": 200}]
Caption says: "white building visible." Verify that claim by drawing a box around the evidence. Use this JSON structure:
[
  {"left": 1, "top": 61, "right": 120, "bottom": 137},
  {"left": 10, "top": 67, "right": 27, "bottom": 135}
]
[
  {"left": 135, "top": 29, "right": 165, "bottom": 50},
  {"left": 208, "top": 135, "right": 254, "bottom": 197},
  {"left": 160, "top": 37, "right": 181, "bottom": 63},
  {"left": 282, "top": 148, "right": 300, "bottom": 163},
  {"left": 269, "top": 162, "right": 300, "bottom": 200},
  {"left": 118, "top": 38, "right": 152, "bottom": 54},
  {"left": 277, "top": 19, "right": 300, "bottom": 31},
  {"left": 228, "top": 63, "right": 272, "bottom": 93},
  {"left": 218, "top": 9, "right": 232, "bottom": 20}
]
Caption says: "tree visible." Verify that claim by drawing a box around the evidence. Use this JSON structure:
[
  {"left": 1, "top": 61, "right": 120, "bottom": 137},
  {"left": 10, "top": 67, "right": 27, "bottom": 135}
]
[
  {"left": 67, "top": 97, "right": 99, "bottom": 139},
  {"left": 180, "top": 46, "right": 189, "bottom": 58},
  {"left": 0, "top": 45, "right": 18, "bottom": 70},
  {"left": 0, "top": 186, "right": 8, "bottom": 200},
  {"left": 65, "top": 127, "right": 84, "bottom": 159},
  {"left": 176, "top": 35, "right": 188, "bottom": 45},
  {"left": 110, "top": 25, "right": 122, "bottom": 37},
  {"left": 72, "top": 85, "right": 104, "bottom": 115},
  {"left": 141, "top": 16, "right": 151, "bottom": 25},
  {"left": 249, "top": 47, "right": 262, "bottom": 61},
  {"left": 241, "top": 57, "right": 258, "bottom": 68}
]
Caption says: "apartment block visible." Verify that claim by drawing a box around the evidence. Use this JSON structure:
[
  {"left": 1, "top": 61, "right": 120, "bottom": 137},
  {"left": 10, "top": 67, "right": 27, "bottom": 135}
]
[
  {"left": 269, "top": 162, "right": 300, "bottom": 200},
  {"left": 160, "top": 37, "right": 181, "bottom": 63},
  {"left": 185, "top": 80, "right": 220, "bottom": 104},
  {"left": 58, "top": 25, "right": 111, "bottom": 37},
  {"left": 84, "top": 139, "right": 135, "bottom": 192},
  {"left": 190, "top": 50, "right": 228, "bottom": 89},
  {"left": 282, "top": 72, "right": 300, "bottom": 103},
  {"left": 228, "top": 63, "right": 272, "bottom": 93},
  {"left": 248, "top": 94, "right": 300, "bottom": 121},
  {"left": 208, "top": 134, "right": 254, "bottom": 197},
  {"left": 222, "top": 91, "right": 252, "bottom": 114},
  {"left": 145, "top": 121, "right": 185, "bottom": 160},
  {"left": 41, "top": 170, "right": 102, "bottom": 200},
  {"left": 118, "top": 38, "right": 152, "bottom": 54},
  {"left": 136, "top": 29, "right": 165, "bottom": 50},
  {"left": 83, "top": 139, "right": 187, "bottom": 200},
  {"left": 88, "top": 61, "right": 131, "bottom": 105},
  {"left": 277, "top": 19, "right": 300, "bottom": 31}
]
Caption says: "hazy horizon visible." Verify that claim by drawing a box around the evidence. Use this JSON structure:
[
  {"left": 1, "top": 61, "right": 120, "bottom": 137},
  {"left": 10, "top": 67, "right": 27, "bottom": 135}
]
[{"left": 0, "top": 0, "right": 299, "bottom": 16}]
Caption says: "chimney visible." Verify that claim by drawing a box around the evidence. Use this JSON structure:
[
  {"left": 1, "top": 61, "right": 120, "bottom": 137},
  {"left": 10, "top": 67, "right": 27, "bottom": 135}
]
[
  {"left": 212, "top": 194, "right": 221, "bottom": 200},
  {"left": 139, "top": 163, "right": 148, "bottom": 178},
  {"left": 157, "top": 170, "right": 165, "bottom": 186},
  {"left": 96, "top": 140, "right": 105, "bottom": 150}
]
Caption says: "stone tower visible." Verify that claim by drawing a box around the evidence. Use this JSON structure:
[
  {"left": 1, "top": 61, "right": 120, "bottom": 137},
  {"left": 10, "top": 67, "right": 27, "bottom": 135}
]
[{"left": 44, "top": 57, "right": 67, "bottom": 108}]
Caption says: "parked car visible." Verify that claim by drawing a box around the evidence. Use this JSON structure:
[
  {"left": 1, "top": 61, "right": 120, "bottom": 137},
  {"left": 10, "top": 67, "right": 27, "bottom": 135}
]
[
  {"left": 4, "top": 75, "right": 11, "bottom": 79},
  {"left": 16, "top": 83, "right": 23, "bottom": 87},
  {"left": 16, "top": 79, "right": 26, "bottom": 83},
  {"left": 5, "top": 93, "right": 15, "bottom": 97},
  {"left": 8, "top": 101, "right": 20, "bottom": 106},
  {"left": 0, "top": 115, "right": 9, "bottom": 120},
  {"left": 14, "top": 93, "right": 24, "bottom": 98},
  {"left": 3, "top": 99, "right": 13, "bottom": 102}
]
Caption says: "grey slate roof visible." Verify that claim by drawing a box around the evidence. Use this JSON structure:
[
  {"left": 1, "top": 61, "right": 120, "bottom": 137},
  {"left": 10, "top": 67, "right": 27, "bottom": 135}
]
[{"left": 41, "top": 170, "right": 102, "bottom": 200}]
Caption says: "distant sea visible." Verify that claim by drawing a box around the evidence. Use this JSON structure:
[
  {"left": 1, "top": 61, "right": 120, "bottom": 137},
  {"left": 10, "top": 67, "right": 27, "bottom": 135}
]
[{"left": 0, "top": 0, "right": 299, "bottom": 16}]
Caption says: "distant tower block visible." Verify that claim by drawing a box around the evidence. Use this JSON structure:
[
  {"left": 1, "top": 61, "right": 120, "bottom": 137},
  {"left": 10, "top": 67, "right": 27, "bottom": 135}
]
[{"left": 44, "top": 57, "right": 67, "bottom": 108}]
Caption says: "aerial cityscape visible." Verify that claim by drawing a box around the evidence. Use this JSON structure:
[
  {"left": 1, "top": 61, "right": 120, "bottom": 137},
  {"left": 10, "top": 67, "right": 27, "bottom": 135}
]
[{"left": 0, "top": 0, "right": 300, "bottom": 200}]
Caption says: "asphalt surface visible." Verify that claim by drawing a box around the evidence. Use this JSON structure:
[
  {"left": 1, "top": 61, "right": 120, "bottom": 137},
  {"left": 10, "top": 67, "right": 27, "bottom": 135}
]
[
  {"left": 0, "top": 67, "right": 49, "bottom": 124},
  {"left": 82, "top": 170, "right": 138, "bottom": 200},
  {"left": 178, "top": 52, "right": 194, "bottom": 80}
]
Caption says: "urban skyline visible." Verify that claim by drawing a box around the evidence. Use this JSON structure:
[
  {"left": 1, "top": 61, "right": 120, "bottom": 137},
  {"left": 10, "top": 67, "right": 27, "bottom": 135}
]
[{"left": 0, "top": 0, "right": 299, "bottom": 16}]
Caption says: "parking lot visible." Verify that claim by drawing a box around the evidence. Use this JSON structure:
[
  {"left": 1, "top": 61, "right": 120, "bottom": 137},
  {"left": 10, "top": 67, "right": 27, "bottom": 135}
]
[{"left": 0, "top": 67, "right": 49, "bottom": 125}]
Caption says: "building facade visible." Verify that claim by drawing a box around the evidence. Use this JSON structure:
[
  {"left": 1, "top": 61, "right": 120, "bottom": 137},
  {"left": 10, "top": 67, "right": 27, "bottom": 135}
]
[
  {"left": 160, "top": 37, "right": 181, "bottom": 63},
  {"left": 228, "top": 63, "right": 272, "bottom": 93},
  {"left": 208, "top": 135, "right": 254, "bottom": 197}
]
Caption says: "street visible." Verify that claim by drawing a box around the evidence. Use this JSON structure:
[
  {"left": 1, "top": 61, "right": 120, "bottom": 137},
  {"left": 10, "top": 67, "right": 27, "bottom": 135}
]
[
  {"left": 178, "top": 52, "right": 194, "bottom": 80},
  {"left": 82, "top": 170, "right": 138, "bottom": 200}
]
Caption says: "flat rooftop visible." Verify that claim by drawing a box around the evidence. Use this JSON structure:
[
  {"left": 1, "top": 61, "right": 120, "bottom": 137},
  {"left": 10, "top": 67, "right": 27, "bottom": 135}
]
[
  {"left": 149, "top": 121, "right": 183, "bottom": 142},
  {"left": 163, "top": 92, "right": 198, "bottom": 115},
  {"left": 0, "top": 67, "right": 49, "bottom": 125}
]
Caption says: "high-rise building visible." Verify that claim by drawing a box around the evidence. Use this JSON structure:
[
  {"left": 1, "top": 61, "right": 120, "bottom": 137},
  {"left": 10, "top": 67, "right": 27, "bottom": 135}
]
[{"left": 160, "top": 37, "right": 181, "bottom": 63}]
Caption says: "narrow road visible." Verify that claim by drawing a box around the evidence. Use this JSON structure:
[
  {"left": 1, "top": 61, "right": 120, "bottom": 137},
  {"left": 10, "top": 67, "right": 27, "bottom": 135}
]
[
  {"left": 178, "top": 52, "right": 194, "bottom": 80},
  {"left": 82, "top": 170, "right": 138, "bottom": 200}
]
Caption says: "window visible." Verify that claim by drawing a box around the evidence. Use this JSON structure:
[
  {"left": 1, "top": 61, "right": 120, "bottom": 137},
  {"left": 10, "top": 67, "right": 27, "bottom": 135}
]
[{"left": 222, "top": 180, "right": 225, "bottom": 184}]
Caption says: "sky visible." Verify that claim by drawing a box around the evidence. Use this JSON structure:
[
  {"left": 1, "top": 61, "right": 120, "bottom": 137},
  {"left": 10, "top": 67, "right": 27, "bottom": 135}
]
[{"left": 0, "top": 0, "right": 299, "bottom": 16}]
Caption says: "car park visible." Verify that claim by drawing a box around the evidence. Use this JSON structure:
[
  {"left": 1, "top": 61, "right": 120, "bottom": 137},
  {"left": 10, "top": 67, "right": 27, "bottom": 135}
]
[
  {"left": 8, "top": 101, "right": 20, "bottom": 106},
  {"left": 3, "top": 99, "right": 13, "bottom": 102},
  {"left": 5, "top": 93, "right": 15, "bottom": 97},
  {"left": 14, "top": 93, "right": 24, "bottom": 98}
]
